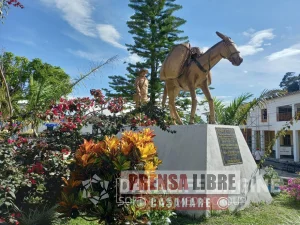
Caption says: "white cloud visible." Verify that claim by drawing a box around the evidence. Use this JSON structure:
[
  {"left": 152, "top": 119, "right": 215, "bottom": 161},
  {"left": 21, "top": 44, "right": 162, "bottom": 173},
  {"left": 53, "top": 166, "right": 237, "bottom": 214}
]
[
  {"left": 242, "top": 28, "right": 256, "bottom": 37},
  {"left": 67, "top": 49, "right": 104, "bottom": 61},
  {"left": 216, "top": 48, "right": 300, "bottom": 92},
  {"left": 1, "top": 36, "right": 36, "bottom": 46},
  {"left": 238, "top": 29, "right": 275, "bottom": 56},
  {"left": 96, "top": 24, "right": 126, "bottom": 49},
  {"left": 126, "top": 53, "right": 142, "bottom": 64},
  {"left": 266, "top": 43, "right": 300, "bottom": 61},
  {"left": 41, "top": 0, "right": 96, "bottom": 37},
  {"left": 202, "top": 46, "right": 209, "bottom": 53},
  {"left": 184, "top": 30, "right": 300, "bottom": 105},
  {"left": 242, "top": 32, "right": 250, "bottom": 37},
  {"left": 216, "top": 96, "right": 232, "bottom": 99},
  {"left": 238, "top": 45, "right": 264, "bottom": 56},
  {"left": 264, "top": 43, "right": 272, "bottom": 46},
  {"left": 286, "top": 26, "right": 292, "bottom": 30},
  {"left": 39, "top": 0, "right": 125, "bottom": 49},
  {"left": 189, "top": 40, "right": 209, "bottom": 53},
  {"left": 249, "top": 29, "right": 275, "bottom": 47}
]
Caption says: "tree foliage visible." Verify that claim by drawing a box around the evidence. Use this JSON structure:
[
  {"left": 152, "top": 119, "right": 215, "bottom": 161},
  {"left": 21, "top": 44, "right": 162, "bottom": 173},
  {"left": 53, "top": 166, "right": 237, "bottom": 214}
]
[
  {"left": 279, "top": 72, "right": 300, "bottom": 93},
  {"left": 105, "top": 0, "right": 188, "bottom": 104},
  {"left": 0, "top": 52, "right": 72, "bottom": 133},
  {"left": 210, "top": 90, "right": 286, "bottom": 125},
  {"left": 0, "top": 0, "right": 24, "bottom": 23}
]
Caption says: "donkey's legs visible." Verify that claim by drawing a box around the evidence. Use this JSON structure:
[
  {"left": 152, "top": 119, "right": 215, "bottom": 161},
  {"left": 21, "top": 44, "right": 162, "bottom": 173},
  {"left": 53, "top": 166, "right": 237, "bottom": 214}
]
[
  {"left": 200, "top": 82, "right": 216, "bottom": 124},
  {"left": 188, "top": 82, "right": 198, "bottom": 124},
  {"left": 166, "top": 81, "right": 182, "bottom": 125},
  {"left": 170, "top": 108, "right": 177, "bottom": 125},
  {"left": 165, "top": 81, "right": 176, "bottom": 124}
]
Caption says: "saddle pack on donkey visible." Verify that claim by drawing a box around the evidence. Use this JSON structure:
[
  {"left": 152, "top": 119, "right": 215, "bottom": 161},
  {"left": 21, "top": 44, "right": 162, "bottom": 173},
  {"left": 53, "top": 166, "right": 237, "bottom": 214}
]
[{"left": 159, "top": 43, "right": 203, "bottom": 81}]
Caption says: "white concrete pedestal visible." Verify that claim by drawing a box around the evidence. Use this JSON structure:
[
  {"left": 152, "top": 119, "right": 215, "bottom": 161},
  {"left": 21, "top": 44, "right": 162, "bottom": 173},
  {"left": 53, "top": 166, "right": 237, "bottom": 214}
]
[{"left": 140, "top": 124, "right": 272, "bottom": 218}]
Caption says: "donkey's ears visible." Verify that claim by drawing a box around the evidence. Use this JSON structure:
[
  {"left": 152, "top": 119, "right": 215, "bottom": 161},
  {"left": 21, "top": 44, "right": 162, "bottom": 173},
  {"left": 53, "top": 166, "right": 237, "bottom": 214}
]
[{"left": 216, "top": 31, "right": 228, "bottom": 40}]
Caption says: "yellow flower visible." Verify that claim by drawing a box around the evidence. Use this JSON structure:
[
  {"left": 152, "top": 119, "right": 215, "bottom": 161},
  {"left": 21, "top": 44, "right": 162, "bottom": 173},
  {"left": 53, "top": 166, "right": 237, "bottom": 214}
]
[
  {"left": 142, "top": 128, "right": 156, "bottom": 139},
  {"left": 93, "top": 141, "right": 107, "bottom": 155},
  {"left": 144, "top": 161, "right": 157, "bottom": 171},
  {"left": 81, "top": 153, "right": 95, "bottom": 166},
  {"left": 104, "top": 136, "right": 120, "bottom": 152},
  {"left": 82, "top": 139, "right": 95, "bottom": 153},
  {"left": 153, "top": 156, "right": 162, "bottom": 167},
  {"left": 121, "top": 140, "right": 133, "bottom": 155},
  {"left": 137, "top": 142, "right": 157, "bottom": 160},
  {"left": 122, "top": 130, "right": 138, "bottom": 144}
]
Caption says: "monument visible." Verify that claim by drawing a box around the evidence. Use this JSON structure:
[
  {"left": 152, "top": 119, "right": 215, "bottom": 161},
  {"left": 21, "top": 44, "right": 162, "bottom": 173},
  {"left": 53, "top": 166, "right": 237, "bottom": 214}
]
[
  {"left": 160, "top": 31, "right": 243, "bottom": 125},
  {"left": 133, "top": 68, "right": 149, "bottom": 108},
  {"left": 118, "top": 32, "right": 271, "bottom": 218},
  {"left": 149, "top": 124, "right": 273, "bottom": 218}
]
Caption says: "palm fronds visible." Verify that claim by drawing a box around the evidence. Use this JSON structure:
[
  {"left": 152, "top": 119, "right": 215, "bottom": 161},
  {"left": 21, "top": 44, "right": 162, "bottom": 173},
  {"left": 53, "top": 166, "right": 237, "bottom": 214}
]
[{"left": 211, "top": 89, "right": 286, "bottom": 125}]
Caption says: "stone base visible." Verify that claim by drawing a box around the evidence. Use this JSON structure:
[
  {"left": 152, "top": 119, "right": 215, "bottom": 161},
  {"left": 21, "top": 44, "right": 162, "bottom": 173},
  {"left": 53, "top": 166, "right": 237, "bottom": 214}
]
[{"left": 131, "top": 124, "right": 273, "bottom": 218}]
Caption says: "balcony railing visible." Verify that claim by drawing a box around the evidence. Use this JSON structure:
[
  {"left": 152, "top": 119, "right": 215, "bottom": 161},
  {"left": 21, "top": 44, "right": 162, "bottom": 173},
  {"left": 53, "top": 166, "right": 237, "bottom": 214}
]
[{"left": 277, "top": 112, "right": 293, "bottom": 121}]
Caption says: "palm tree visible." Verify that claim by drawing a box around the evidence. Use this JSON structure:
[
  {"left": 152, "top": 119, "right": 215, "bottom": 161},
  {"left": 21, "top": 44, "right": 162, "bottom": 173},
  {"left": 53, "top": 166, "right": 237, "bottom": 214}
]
[
  {"left": 25, "top": 74, "right": 59, "bottom": 136},
  {"left": 208, "top": 89, "right": 286, "bottom": 125}
]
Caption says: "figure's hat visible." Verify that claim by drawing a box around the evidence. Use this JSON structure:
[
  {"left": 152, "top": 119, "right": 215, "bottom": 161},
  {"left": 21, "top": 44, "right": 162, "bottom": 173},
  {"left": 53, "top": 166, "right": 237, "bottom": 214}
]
[{"left": 138, "top": 68, "right": 148, "bottom": 75}]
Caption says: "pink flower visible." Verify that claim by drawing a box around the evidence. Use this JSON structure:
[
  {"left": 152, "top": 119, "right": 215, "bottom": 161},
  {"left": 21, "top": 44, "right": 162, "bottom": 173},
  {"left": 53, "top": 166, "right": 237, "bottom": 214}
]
[
  {"left": 61, "top": 149, "right": 70, "bottom": 155},
  {"left": 30, "top": 178, "right": 36, "bottom": 185},
  {"left": 8, "top": 139, "right": 14, "bottom": 144},
  {"left": 27, "top": 162, "right": 44, "bottom": 174}
]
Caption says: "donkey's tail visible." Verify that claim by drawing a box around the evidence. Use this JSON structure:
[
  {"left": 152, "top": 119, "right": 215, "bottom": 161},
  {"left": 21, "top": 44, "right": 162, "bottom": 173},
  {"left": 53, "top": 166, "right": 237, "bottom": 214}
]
[{"left": 162, "top": 84, "right": 167, "bottom": 108}]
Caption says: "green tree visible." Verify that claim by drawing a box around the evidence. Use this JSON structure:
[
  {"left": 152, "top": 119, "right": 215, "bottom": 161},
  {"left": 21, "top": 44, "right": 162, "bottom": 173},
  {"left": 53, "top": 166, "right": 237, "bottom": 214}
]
[
  {"left": 105, "top": 0, "right": 188, "bottom": 104},
  {"left": 0, "top": 51, "right": 29, "bottom": 118},
  {"left": 1, "top": 52, "right": 118, "bottom": 135},
  {"left": 279, "top": 72, "right": 300, "bottom": 93},
  {"left": 0, "top": 52, "right": 72, "bottom": 134}
]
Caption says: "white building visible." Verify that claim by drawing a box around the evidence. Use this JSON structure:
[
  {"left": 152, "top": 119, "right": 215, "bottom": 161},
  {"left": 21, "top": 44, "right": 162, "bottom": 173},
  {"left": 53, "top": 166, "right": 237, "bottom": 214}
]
[{"left": 240, "top": 91, "right": 300, "bottom": 162}]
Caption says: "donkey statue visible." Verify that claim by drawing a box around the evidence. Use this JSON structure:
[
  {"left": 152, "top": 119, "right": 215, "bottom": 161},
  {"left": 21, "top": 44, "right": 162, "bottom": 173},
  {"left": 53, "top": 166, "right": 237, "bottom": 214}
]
[{"left": 160, "top": 31, "right": 243, "bottom": 125}]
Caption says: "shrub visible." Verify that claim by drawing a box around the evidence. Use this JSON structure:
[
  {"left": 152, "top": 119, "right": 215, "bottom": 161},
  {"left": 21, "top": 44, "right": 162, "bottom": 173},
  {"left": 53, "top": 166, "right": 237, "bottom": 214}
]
[
  {"left": 38, "top": 89, "right": 174, "bottom": 152},
  {"left": 18, "top": 205, "right": 59, "bottom": 225},
  {"left": 263, "top": 166, "right": 283, "bottom": 195},
  {"left": 0, "top": 143, "right": 30, "bottom": 225},
  {"left": 57, "top": 128, "right": 164, "bottom": 225},
  {"left": 0, "top": 137, "right": 72, "bottom": 225},
  {"left": 280, "top": 177, "right": 300, "bottom": 201},
  {"left": 0, "top": 89, "right": 175, "bottom": 224}
]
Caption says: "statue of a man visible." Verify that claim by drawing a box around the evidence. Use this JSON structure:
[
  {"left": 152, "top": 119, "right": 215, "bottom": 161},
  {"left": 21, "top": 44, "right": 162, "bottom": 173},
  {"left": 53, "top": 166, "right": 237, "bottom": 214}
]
[{"left": 134, "top": 68, "right": 149, "bottom": 107}]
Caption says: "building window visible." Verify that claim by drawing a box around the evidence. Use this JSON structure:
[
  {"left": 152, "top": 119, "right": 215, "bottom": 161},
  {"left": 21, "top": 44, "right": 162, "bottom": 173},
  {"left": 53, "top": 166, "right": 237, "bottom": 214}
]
[
  {"left": 282, "top": 134, "right": 291, "bottom": 146},
  {"left": 277, "top": 106, "right": 293, "bottom": 121},
  {"left": 297, "top": 107, "right": 300, "bottom": 117},
  {"left": 261, "top": 109, "right": 267, "bottom": 122}
]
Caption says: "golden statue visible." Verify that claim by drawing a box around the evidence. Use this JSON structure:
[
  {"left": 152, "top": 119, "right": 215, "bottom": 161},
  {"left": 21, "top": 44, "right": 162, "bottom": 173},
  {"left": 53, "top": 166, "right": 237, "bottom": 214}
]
[
  {"left": 160, "top": 31, "right": 243, "bottom": 125},
  {"left": 133, "top": 68, "right": 149, "bottom": 107}
]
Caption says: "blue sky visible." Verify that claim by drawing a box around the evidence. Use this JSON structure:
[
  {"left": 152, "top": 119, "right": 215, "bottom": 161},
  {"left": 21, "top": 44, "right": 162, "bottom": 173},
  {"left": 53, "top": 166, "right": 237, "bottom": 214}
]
[{"left": 1, "top": 0, "right": 300, "bottom": 107}]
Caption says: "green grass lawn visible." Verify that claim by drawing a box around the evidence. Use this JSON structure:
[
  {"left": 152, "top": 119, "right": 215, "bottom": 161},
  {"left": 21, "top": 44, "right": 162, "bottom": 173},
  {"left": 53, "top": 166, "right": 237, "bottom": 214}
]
[{"left": 66, "top": 194, "right": 300, "bottom": 225}]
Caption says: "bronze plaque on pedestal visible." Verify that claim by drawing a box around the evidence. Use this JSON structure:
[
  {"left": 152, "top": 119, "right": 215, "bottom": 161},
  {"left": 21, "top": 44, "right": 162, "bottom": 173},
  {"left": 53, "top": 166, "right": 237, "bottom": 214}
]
[{"left": 215, "top": 127, "right": 243, "bottom": 166}]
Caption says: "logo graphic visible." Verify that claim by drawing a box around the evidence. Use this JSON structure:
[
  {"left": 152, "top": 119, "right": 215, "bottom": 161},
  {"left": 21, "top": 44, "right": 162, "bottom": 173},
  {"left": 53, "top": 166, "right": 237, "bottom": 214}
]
[
  {"left": 82, "top": 174, "right": 109, "bottom": 205},
  {"left": 217, "top": 197, "right": 229, "bottom": 209}
]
